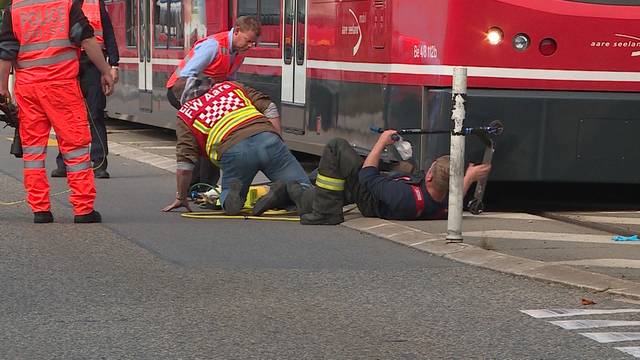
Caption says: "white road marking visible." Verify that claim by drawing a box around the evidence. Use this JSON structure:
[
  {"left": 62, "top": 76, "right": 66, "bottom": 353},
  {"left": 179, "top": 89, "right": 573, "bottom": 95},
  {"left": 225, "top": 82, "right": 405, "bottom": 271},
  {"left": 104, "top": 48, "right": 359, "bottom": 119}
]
[
  {"left": 615, "top": 347, "right": 640, "bottom": 357},
  {"left": 140, "top": 146, "right": 176, "bottom": 150},
  {"left": 119, "top": 141, "right": 176, "bottom": 144},
  {"left": 589, "top": 211, "right": 640, "bottom": 215},
  {"left": 581, "top": 332, "right": 640, "bottom": 343},
  {"left": 555, "top": 215, "right": 640, "bottom": 225},
  {"left": 388, "top": 230, "right": 421, "bottom": 238},
  {"left": 463, "top": 212, "right": 550, "bottom": 221},
  {"left": 361, "top": 223, "right": 390, "bottom": 231},
  {"left": 550, "top": 320, "right": 640, "bottom": 330},
  {"left": 464, "top": 230, "right": 620, "bottom": 244},
  {"left": 550, "top": 259, "right": 640, "bottom": 269},
  {"left": 109, "top": 142, "right": 177, "bottom": 173},
  {"left": 521, "top": 309, "right": 640, "bottom": 318}
]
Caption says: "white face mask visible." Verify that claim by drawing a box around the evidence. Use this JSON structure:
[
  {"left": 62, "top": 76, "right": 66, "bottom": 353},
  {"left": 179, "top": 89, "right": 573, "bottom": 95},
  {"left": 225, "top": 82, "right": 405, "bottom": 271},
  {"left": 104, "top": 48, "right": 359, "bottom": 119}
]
[{"left": 393, "top": 137, "right": 413, "bottom": 161}]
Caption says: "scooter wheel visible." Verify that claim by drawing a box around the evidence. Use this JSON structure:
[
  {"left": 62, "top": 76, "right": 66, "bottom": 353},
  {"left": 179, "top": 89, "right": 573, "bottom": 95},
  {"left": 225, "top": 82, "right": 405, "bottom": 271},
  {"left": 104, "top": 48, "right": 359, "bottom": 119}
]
[{"left": 468, "top": 199, "right": 484, "bottom": 215}]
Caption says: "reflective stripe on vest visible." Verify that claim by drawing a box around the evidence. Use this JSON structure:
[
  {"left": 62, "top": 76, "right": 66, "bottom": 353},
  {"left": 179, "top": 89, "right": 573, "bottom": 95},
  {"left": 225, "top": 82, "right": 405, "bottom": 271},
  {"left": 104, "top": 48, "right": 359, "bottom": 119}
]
[
  {"left": 394, "top": 176, "right": 425, "bottom": 218},
  {"left": 205, "top": 90, "right": 263, "bottom": 161},
  {"left": 19, "top": 39, "right": 72, "bottom": 52},
  {"left": 82, "top": 0, "right": 104, "bottom": 45},
  {"left": 16, "top": 49, "right": 76, "bottom": 68},
  {"left": 11, "top": 0, "right": 78, "bottom": 84},
  {"left": 177, "top": 82, "right": 264, "bottom": 162}
]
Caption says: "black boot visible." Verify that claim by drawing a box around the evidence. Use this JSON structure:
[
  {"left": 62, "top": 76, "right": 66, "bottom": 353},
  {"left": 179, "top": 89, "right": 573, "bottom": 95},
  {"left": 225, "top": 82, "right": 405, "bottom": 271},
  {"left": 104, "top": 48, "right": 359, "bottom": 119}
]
[
  {"left": 300, "top": 186, "right": 344, "bottom": 225},
  {"left": 252, "top": 181, "right": 289, "bottom": 215},
  {"left": 286, "top": 182, "right": 314, "bottom": 215},
  {"left": 223, "top": 179, "right": 244, "bottom": 215},
  {"left": 50, "top": 168, "right": 67, "bottom": 178},
  {"left": 93, "top": 158, "right": 110, "bottom": 179},
  {"left": 300, "top": 212, "right": 344, "bottom": 225},
  {"left": 74, "top": 210, "right": 102, "bottom": 223},
  {"left": 34, "top": 211, "right": 53, "bottom": 223}
]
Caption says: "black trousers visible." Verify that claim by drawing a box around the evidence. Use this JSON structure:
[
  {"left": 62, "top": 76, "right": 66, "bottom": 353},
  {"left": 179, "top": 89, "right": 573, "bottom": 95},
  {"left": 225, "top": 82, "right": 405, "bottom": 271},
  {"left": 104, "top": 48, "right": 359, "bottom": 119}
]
[
  {"left": 56, "top": 54, "right": 108, "bottom": 170},
  {"left": 313, "top": 138, "right": 378, "bottom": 217}
]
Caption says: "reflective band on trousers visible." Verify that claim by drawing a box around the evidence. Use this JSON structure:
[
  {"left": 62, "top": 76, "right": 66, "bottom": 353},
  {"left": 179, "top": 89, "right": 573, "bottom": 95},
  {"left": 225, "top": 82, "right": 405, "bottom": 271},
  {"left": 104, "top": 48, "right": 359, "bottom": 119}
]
[
  {"left": 61, "top": 146, "right": 89, "bottom": 160},
  {"left": 22, "top": 145, "right": 47, "bottom": 154},
  {"left": 316, "top": 174, "right": 345, "bottom": 191},
  {"left": 16, "top": 49, "right": 77, "bottom": 69},
  {"left": 24, "top": 160, "right": 45, "bottom": 168},
  {"left": 66, "top": 161, "right": 91, "bottom": 173},
  {"left": 19, "top": 39, "right": 72, "bottom": 52}
]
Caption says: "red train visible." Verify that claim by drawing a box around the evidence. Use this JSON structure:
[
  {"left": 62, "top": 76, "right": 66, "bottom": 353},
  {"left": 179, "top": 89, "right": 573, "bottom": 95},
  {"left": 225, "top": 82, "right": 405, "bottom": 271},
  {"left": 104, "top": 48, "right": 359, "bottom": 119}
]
[{"left": 105, "top": 0, "right": 640, "bottom": 183}]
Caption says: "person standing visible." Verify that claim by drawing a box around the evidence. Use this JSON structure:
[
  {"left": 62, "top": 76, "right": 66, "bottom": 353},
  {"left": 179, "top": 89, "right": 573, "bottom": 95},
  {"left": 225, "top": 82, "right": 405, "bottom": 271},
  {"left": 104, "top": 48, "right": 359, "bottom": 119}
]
[
  {"left": 0, "top": 0, "right": 114, "bottom": 223},
  {"left": 51, "top": 0, "right": 119, "bottom": 179}
]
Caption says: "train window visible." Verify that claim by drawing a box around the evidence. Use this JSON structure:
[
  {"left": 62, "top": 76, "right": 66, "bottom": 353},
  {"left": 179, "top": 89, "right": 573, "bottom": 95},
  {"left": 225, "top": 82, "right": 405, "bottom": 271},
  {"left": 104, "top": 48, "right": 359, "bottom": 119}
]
[
  {"left": 295, "top": 0, "right": 305, "bottom": 65},
  {"left": 125, "top": 0, "right": 137, "bottom": 47},
  {"left": 154, "top": 0, "right": 184, "bottom": 49},
  {"left": 283, "top": 0, "right": 293, "bottom": 63},
  {"left": 238, "top": 0, "right": 258, "bottom": 17},
  {"left": 260, "top": 0, "right": 280, "bottom": 25},
  {"left": 237, "top": 0, "right": 281, "bottom": 47}
]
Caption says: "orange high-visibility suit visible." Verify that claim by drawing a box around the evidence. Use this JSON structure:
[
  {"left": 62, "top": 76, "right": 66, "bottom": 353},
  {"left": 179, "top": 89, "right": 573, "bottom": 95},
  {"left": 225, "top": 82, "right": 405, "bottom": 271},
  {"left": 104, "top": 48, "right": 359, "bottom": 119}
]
[{"left": 9, "top": 0, "right": 96, "bottom": 215}]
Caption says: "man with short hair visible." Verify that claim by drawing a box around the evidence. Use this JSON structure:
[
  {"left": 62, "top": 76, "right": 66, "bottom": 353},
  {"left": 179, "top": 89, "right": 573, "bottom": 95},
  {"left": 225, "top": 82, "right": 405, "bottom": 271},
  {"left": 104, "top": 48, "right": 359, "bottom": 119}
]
[
  {"left": 165, "top": 15, "right": 261, "bottom": 189},
  {"left": 166, "top": 15, "right": 261, "bottom": 108},
  {"left": 254, "top": 130, "right": 491, "bottom": 225}
]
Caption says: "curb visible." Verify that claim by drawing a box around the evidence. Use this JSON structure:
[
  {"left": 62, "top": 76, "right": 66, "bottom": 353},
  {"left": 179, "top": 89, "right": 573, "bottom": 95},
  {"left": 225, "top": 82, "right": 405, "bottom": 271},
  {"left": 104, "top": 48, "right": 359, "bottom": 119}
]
[{"left": 342, "top": 217, "right": 640, "bottom": 300}]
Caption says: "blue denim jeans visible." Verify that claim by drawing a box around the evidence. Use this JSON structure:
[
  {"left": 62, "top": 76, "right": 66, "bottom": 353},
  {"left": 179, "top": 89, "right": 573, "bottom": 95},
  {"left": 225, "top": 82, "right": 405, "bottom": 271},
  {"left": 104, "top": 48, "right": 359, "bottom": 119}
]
[{"left": 218, "top": 131, "right": 310, "bottom": 206}]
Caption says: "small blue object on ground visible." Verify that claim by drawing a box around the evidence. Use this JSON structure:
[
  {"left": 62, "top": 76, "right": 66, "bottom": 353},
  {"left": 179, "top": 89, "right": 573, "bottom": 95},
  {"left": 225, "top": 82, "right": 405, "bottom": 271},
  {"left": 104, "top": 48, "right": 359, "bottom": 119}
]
[{"left": 612, "top": 235, "right": 640, "bottom": 242}]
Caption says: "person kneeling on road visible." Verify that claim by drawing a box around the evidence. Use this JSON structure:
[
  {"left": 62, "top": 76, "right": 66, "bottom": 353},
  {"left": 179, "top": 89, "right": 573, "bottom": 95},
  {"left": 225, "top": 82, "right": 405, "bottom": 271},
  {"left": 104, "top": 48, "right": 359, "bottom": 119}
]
[
  {"left": 161, "top": 80, "right": 310, "bottom": 215},
  {"left": 254, "top": 130, "right": 491, "bottom": 225}
]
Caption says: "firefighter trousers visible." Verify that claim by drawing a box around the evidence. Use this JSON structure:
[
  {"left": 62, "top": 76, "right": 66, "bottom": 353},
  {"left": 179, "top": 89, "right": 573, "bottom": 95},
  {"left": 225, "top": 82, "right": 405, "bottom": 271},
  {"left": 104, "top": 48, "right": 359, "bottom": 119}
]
[
  {"left": 14, "top": 79, "right": 96, "bottom": 215},
  {"left": 312, "top": 138, "right": 378, "bottom": 217}
]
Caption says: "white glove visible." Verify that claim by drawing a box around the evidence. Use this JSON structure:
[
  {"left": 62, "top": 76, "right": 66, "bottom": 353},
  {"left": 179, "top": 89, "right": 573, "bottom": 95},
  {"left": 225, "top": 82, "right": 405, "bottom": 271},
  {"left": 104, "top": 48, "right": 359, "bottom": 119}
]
[{"left": 393, "top": 136, "right": 413, "bottom": 161}]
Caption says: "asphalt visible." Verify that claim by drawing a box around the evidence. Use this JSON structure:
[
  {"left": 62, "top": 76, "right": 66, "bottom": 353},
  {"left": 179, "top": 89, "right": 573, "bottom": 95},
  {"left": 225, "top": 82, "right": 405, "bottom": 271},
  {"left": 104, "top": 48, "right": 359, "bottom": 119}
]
[{"left": 4, "top": 123, "right": 640, "bottom": 301}]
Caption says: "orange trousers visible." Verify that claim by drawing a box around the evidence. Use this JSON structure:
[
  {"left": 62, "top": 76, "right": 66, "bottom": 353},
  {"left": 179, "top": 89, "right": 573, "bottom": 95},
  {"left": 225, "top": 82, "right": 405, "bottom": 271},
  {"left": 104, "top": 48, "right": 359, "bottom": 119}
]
[{"left": 14, "top": 79, "right": 96, "bottom": 215}]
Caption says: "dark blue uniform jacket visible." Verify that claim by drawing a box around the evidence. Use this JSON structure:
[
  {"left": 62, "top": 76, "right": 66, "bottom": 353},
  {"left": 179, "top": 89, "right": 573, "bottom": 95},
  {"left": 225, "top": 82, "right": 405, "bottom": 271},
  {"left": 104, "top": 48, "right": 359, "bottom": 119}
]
[{"left": 359, "top": 166, "right": 447, "bottom": 220}]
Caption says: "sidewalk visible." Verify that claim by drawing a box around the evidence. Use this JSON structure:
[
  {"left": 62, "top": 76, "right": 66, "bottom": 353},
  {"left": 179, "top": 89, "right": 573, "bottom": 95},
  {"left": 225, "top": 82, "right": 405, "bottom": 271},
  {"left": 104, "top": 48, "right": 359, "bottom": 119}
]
[{"left": 342, "top": 211, "right": 640, "bottom": 300}]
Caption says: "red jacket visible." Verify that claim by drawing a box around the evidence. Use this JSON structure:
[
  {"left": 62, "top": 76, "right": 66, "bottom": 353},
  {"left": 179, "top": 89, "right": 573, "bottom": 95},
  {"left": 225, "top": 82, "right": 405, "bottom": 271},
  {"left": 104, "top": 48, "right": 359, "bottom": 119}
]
[
  {"left": 82, "top": 0, "right": 104, "bottom": 46},
  {"left": 11, "top": 0, "right": 80, "bottom": 85},
  {"left": 166, "top": 31, "right": 244, "bottom": 89}
]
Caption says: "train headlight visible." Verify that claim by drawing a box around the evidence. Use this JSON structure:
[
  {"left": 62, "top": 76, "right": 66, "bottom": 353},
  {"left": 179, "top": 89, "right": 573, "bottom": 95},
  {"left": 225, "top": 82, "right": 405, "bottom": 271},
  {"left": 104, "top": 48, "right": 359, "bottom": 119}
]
[
  {"left": 486, "top": 27, "right": 503, "bottom": 45},
  {"left": 512, "top": 33, "right": 530, "bottom": 51}
]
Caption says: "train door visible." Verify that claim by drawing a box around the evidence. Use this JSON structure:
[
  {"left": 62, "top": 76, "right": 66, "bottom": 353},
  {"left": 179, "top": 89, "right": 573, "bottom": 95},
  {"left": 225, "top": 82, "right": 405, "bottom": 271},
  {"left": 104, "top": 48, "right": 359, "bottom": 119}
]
[
  {"left": 133, "top": 0, "right": 188, "bottom": 113},
  {"left": 281, "top": 0, "right": 307, "bottom": 104},
  {"left": 134, "top": 0, "right": 153, "bottom": 112},
  {"left": 280, "top": 0, "right": 307, "bottom": 132}
]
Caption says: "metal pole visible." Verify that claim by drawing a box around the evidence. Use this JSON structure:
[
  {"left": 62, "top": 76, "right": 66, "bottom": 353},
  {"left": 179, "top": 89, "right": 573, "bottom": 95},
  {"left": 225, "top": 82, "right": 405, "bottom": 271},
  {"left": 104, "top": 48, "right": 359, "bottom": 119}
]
[{"left": 446, "top": 67, "right": 467, "bottom": 243}]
